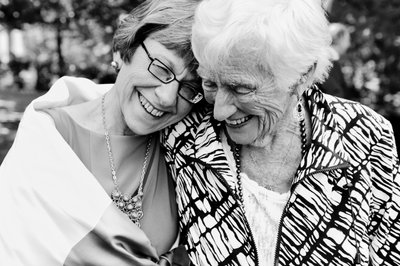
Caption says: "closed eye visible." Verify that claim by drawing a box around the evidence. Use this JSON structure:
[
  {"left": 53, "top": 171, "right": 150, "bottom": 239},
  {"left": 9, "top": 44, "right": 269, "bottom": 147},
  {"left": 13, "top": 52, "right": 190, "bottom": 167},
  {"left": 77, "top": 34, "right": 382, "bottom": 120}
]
[
  {"left": 202, "top": 80, "right": 218, "bottom": 92},
  {"left": 232, "top": 85, "right": 256, "bottom": 95},
  {"left": 151, "top": 60, "right": 173, "bottom": 77}
]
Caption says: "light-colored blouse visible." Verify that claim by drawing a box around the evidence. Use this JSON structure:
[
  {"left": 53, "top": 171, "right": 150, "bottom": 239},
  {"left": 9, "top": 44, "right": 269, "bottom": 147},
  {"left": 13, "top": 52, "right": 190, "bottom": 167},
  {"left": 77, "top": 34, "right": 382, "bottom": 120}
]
[
  {"left": 222, "top": 133, "right": 290, "bottom": 266},
  {"left": 46, "top": 108, "right": 178, "bottom": 256}
]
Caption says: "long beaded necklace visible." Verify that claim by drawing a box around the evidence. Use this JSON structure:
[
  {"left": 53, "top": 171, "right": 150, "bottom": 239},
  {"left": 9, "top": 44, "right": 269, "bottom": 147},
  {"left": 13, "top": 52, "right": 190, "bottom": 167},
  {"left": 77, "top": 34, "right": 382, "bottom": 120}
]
[
  {"left": 101, "top": 94, "right": 152, "bottom": 227},
  {"left": 232, "top": 98, "right": 307, "bottom": 208}
]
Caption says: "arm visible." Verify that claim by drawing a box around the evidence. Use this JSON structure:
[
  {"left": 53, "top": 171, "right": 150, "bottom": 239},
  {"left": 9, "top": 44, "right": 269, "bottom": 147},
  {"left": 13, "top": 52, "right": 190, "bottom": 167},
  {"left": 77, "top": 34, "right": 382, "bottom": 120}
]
[
  {"left": 369, "top": 120, "right": 400, "bottom": 265},
  {"left": 33, "top": 76, "right": 111, "bottom": 110}
]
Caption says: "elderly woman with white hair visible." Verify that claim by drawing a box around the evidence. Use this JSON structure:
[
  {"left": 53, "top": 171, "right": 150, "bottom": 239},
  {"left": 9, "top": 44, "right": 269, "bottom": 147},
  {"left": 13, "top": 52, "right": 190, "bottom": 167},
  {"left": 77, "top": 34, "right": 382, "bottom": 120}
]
[{"left": 162, "top": 0, "right": 400, "bottom": 265}]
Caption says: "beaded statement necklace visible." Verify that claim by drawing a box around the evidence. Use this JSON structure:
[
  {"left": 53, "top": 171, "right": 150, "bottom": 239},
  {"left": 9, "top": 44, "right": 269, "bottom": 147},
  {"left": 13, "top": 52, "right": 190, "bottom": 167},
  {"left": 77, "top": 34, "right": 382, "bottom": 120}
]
[
  {"left": 101, "top": 94, "right": 152, "bottom": 227},
  {"left": 232, "top": 98, "right": 307, "bottom": 207}
]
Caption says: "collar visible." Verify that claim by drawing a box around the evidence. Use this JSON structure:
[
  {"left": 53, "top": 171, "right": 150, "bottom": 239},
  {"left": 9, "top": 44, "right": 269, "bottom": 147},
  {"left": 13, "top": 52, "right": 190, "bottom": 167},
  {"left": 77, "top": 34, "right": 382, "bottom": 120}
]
[
  {"left": 191, "top": 87, "right": 351, "bottom": 184},
  {"left": 295, "top": 87, "right": 351, "bottom": 184}
]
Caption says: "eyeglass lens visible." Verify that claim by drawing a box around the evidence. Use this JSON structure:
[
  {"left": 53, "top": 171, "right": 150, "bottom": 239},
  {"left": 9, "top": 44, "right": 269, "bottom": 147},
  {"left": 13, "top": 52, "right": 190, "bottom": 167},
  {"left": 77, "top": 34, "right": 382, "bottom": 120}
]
[{"left": 142, "top": 42, "right": 203, "bottom": 103}]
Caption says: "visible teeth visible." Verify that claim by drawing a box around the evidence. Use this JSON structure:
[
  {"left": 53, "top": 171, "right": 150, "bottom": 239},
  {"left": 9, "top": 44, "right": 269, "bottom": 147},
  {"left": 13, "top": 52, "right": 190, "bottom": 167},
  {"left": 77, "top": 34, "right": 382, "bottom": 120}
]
[
  {"left": 139, "top": 94, "right": 165, "bottom": 117},
  {"left": 226, "top": 116, "right": 251, "bottom": 126}
]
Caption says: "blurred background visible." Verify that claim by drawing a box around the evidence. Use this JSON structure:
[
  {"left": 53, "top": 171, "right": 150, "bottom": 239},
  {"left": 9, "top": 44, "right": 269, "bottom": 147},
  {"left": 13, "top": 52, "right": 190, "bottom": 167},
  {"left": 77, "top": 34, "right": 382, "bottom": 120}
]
[{"left": 0, "top": 0, "right": 399, "bottom": 164}]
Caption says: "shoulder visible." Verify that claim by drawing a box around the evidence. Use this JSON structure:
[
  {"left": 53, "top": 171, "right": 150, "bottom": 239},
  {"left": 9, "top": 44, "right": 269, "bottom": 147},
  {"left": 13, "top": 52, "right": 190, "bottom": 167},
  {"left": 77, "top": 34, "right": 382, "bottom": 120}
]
[
  {"left": 44, "top": 107, "right": 74, "bottom": 136},
  {"left": 307, "top": 88, "right": 397, "bottom": 163},
  {"left": 162, "top": 104, "right": 213, "bottom": 149},
  {"left": 323, "top": 94, "right": 398, "bottom": 173},
  {"left": 323, "top": 94, "right": 394, "bottom": 140},
  {"left": 160, "top": 103, "right": 224, "bottom": 174}
]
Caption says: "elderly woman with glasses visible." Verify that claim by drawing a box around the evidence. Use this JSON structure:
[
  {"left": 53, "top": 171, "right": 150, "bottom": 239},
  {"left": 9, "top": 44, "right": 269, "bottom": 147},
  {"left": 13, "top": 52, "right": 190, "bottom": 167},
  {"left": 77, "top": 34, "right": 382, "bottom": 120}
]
[
  {"left": 0, "top": 0, "right": 202, "bottom": 265},
  {"left": 162, "top": 0, "right": 400, "bottom": 265}
]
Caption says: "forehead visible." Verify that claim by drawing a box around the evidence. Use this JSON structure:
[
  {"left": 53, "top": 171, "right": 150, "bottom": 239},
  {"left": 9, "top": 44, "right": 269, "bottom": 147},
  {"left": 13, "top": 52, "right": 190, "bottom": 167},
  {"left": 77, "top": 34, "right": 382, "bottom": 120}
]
[
  {"left": 145, "top": 39, "right": 196, "bottom": 77},
  {"left": 197, "top": 62, "right": 267, "bottom": 87},
  {"left": 147, "top": 40, "right": 184, "bottom": 61}
]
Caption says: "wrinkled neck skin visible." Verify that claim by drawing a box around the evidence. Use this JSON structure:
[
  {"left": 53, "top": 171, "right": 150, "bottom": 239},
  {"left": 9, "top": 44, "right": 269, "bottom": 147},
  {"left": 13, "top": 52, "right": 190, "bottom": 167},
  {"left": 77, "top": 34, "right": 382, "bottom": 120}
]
[{"left": 240, "top": 95, "right": 311, "bottom": 193}]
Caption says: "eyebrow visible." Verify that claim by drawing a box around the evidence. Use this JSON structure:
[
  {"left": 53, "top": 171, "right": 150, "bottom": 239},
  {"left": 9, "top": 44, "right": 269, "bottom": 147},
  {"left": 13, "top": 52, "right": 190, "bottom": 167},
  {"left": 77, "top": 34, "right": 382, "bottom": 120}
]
[
  {"left": 196, "top": 67, "right": 209, "bottom": 78},
  {"left": 199, "top": 73, "right": 255, "bottom": 89},
  {"left": 154, "top": 55, "right": 176, "bottom": 70},
  {"left": 227, "top": 81, "right": 255, "bottom": 89}
]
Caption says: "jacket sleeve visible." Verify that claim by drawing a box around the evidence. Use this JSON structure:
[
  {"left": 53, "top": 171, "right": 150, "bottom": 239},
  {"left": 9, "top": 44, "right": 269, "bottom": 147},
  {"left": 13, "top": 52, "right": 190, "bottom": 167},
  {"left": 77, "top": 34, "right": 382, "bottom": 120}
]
[{"left": 369, "top": 120, "right": 400, "bottom": 265}]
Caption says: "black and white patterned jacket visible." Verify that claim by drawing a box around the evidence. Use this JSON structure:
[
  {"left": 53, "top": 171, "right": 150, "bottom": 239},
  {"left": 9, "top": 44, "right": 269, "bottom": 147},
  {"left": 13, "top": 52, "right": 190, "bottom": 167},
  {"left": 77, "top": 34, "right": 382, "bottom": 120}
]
[{"left": 162, "top": 88, "right": 400, "bottom": 266}]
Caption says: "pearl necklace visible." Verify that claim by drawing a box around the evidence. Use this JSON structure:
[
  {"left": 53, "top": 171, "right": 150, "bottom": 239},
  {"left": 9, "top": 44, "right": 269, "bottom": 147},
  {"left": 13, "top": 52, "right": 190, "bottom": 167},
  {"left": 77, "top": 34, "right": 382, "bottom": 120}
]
[
  {"left": 232, "top": 98, "right": 307, "bottom": 208},
  {"left": 101, "top": 94, "right": 152, "bottom": 227}
]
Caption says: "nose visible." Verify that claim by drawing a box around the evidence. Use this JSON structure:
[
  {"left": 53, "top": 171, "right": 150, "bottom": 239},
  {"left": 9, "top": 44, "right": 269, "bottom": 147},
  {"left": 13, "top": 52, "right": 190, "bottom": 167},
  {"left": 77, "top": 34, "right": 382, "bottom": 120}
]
[
  {"left": 213, "top": 87, "right": 237, "bottom": 121},
  {"left": 154, "top": 81, "right": 179, "bottom": 113}
]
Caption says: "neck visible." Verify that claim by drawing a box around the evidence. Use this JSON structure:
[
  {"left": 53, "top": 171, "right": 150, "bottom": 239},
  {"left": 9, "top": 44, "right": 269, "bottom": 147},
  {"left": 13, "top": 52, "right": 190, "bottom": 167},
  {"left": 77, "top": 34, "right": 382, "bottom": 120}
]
[
  {"left": 240, "top": 96, "right": 311, "bottom": 193},
  {"left": 101, "top": 88, "right": 135, "bottom": 136},
  {"left": 67, "top": 87, "right": 133, "bottom": 136}
]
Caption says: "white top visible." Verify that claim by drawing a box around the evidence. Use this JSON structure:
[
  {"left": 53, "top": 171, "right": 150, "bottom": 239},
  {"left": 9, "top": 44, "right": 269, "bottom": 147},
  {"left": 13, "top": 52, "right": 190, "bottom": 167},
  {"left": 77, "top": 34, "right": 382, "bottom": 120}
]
[{"left": 222, "top": 134, "right": 290, "bottom": 266}]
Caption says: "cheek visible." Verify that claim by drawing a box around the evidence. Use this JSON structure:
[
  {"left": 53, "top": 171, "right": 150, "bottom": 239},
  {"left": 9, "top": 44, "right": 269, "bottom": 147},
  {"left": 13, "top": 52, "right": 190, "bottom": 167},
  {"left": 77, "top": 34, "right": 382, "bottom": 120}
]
[
  {"left": 175, "top": 101, "right": 193, "bottom": 119},
  {"left": 252, "top": 87, "right": 288, "bottom": 117},
  {"left": 203, "top": 91, "right": 216, "bottom": 104},
  {"left": 116, "top": 75, "right": 136, "bottom": 96},
  {"left": 242, "top": 94, "right": 285, "bottom": 136},
  {"left": 239, "top": 93, "right": 273, "bottom": 116}
]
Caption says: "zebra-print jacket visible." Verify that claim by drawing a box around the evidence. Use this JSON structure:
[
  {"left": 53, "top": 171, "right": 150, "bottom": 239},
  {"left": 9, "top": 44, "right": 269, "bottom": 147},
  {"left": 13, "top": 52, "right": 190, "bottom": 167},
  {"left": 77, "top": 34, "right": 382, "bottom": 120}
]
[{"left": 162, "top": 88, "right": 400, "bottom": 266}]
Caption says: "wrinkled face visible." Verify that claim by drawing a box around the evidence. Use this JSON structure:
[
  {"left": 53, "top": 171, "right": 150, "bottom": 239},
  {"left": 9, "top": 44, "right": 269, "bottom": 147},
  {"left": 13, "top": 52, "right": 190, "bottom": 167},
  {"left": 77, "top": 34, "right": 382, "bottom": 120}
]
[
  {"left": 115, "top": 38, "right": 201, "bottom": 135},
  {"left": 198, "top": 63, "right": 294, "bottom": 147}
]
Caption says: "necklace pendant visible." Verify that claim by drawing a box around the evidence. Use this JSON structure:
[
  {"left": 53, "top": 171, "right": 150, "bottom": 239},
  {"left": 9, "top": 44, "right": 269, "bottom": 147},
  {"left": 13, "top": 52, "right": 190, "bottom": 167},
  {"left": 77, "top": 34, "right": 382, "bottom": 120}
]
[
  {"left": 103, "top": 95, "right": 152, "bottom": 229},
  {"left": 111, "top": 189, "right": 144, "bottom": 227},
  {"left": 111, "top": 190, "right": 121, "bottom": 198},
  {"left": 129, "top": 208, "right": 144, "bottom": 227}
]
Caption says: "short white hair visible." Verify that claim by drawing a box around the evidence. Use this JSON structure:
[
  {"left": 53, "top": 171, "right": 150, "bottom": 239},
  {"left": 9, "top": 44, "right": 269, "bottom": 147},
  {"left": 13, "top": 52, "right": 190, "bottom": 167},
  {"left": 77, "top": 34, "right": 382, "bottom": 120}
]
[{"left": 192, "top": 0, "right": 333, "bottom": 90}]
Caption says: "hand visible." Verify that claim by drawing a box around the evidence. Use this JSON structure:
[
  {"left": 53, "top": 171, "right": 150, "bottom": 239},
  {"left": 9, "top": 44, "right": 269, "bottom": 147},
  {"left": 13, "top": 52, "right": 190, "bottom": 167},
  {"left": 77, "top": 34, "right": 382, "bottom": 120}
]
[
  {"left": 158, "top": 253, "right": 172, "bottom": 266},
  {"left": 158, "top": 256, "right": 171, "bottom": 266}
]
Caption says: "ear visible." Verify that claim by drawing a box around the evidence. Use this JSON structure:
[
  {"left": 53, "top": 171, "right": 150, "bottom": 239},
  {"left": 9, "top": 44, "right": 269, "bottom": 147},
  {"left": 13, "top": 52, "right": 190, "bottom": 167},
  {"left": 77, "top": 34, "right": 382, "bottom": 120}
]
[
  {"left": 112, "top": 51, "right": 123, "bottom": 69},
  {"left": 291, "top": 62, "right": 317, "bottom": 96},
  {"left": 301, "top": 62, "right": 317, "bottom": 85}
]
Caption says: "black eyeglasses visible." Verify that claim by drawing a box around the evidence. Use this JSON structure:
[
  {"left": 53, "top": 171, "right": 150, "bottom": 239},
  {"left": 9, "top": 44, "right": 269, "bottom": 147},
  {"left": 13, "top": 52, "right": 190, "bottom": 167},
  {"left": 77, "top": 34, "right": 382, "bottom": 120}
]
[{"left": 141, "top": 42, "right": 203, "bottom": 104}]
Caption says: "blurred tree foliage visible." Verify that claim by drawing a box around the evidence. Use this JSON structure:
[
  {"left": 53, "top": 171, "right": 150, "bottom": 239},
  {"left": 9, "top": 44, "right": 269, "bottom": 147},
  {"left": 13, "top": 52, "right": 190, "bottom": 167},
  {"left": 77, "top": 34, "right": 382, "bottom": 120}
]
[
  {"left": 329, "top": 0, "right": 400, "bottom": 151},
  {"left": 329, "top": 0, "right": 400, "bottom": 117},
  {"left": 0, "top": 0, "right": 142, "bottom": 83},
  {"left": 0, "top": 0, "right": 142, "bottom": 37}
]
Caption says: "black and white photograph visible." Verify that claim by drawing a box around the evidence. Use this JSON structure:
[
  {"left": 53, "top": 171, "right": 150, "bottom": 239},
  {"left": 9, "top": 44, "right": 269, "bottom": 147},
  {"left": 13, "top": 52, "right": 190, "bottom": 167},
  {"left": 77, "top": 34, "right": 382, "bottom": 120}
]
[{"left": 0, "top": 0, "right": 399, "bottom": 265}]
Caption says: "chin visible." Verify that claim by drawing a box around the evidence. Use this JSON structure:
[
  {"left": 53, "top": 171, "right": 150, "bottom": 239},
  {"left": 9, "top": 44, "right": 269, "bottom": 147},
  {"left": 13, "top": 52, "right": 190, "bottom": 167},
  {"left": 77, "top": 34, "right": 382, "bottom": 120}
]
[
  {"left": 228, "top": 131, "right": 271, "bottom": 148},
  {"left": 226, "top": 129, "right": 256, "bottom": 146}
]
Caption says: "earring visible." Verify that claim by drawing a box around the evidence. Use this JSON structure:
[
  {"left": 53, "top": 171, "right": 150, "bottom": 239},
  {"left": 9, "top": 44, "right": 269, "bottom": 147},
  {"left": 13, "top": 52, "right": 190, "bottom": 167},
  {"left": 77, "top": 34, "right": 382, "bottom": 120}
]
[
  {"left": 110, "top": 61, "right": 120, "bottom": 72},
  {"left": 293, "top": 97, "right": 305, "bottom": 122},
  {"left": 296, "top": 97, "right": 308, "bottom": 154}
]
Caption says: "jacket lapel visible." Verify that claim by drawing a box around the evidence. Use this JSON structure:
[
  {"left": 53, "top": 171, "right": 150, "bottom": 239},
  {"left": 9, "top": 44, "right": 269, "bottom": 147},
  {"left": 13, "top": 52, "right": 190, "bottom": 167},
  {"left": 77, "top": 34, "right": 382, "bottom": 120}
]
[
  {"left": 192, "top": 112, "right": 236, "bottom": 184},
  {"left": 278, "top": 88, "right": 354, "bottom": 264},
  {"left": 295, "top": 88, "right": 351, "bottom": 186}
]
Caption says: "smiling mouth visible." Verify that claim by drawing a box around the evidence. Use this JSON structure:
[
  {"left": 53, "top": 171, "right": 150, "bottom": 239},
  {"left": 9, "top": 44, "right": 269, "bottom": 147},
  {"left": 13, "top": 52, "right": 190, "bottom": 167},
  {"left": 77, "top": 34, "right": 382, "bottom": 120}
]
[
  {"left": 139, "top": 93, "right": 165, "bottom": 117},
  {"left": 225, "top": 116, "right": 253, "bottom": 128}
]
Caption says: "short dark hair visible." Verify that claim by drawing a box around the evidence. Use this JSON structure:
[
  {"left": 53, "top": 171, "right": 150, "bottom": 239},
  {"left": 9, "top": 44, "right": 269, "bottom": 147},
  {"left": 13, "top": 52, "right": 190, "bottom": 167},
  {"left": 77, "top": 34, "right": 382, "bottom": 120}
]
[{"left": 113, "top": 0, "right": 201, "bottom": 73}]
